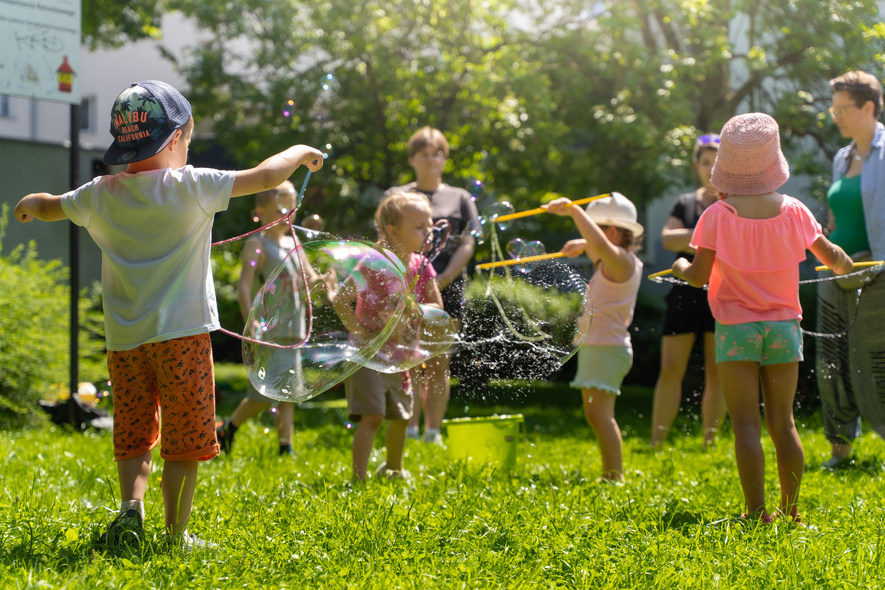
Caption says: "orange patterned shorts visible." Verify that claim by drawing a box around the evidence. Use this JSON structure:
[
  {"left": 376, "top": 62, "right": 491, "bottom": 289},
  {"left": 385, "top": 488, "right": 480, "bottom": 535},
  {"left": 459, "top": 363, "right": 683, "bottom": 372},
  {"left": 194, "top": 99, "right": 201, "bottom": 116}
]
[{"left": 107, "top": 333, "right": 220, "bottom": 462}]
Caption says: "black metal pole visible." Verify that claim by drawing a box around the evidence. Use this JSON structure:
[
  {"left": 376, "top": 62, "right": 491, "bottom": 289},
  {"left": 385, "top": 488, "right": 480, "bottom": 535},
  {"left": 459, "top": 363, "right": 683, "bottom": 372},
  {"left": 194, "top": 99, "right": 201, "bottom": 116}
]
[{"left": 69, "top": 102, "right": 80, "bottom": 426}]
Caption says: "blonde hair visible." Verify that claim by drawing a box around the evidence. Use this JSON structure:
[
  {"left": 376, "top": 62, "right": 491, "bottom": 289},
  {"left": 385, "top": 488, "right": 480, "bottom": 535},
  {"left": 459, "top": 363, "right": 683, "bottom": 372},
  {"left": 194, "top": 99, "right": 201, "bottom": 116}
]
[
  {"left": 830, "top": 71, "right": 883, "bottom": 119},
  {"left": 374, "top": 191, "right": 432, "bottom": 241},
  {"left": 255, "top": 180, "right": 296, "bottom": 208},
  {"left": 407, "top": 126, "right": 450, "bottom": 158}
]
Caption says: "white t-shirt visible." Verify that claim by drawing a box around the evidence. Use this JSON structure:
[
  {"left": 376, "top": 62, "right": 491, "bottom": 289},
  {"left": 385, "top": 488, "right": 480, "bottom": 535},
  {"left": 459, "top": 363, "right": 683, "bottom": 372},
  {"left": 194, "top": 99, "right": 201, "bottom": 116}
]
[{"left": 61, "top": 165, "right": 235, "bottom": 351}]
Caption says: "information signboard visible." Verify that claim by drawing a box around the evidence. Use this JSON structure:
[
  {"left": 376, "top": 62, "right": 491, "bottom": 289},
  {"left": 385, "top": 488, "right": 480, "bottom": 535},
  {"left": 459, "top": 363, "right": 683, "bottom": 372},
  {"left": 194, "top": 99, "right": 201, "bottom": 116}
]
[{"left": 0, "top": 0, "right": 81, "bottom": 103}]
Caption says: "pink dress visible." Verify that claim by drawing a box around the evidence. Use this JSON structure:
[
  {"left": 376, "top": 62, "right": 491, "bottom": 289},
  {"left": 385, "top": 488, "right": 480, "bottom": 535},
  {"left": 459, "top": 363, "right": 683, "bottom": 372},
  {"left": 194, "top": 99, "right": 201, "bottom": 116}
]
[{"left": 691, "top": 196, "right": 822, "bottom": 325}]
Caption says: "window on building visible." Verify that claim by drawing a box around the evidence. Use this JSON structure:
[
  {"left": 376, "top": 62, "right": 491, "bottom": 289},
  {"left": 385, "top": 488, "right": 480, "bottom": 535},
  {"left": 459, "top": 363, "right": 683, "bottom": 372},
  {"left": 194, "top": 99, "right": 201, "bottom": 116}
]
[
  {"left": 0, "top": 94, "right": 11, "bottom": 118},
  {"left": 78, "top": 96, "right": 95, "bottom": 132}
]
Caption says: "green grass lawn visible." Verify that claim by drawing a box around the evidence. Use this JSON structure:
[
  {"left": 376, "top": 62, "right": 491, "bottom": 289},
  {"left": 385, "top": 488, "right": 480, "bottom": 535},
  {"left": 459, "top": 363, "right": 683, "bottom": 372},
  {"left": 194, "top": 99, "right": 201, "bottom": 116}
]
[{"left": 2, "top": 365, "right": 885, "bottom": 589}]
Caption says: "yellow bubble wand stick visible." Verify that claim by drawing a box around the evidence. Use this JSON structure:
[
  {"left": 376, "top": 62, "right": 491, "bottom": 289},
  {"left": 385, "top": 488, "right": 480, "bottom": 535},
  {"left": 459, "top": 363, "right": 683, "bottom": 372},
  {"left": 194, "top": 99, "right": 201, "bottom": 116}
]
[
  {"left": 814, "top": 260, "right": 883, "bottom": 271},
  {"left": 489, "top": 193, "right": 611, "bottom": 224},
  {"left": 476, "top": 251, "right": 568, "bottom": 271}
]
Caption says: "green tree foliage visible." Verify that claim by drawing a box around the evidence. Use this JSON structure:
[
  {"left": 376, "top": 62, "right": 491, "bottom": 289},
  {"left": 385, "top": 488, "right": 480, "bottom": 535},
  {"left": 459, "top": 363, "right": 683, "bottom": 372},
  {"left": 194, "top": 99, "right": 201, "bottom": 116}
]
[
  {"left": 163, "top": 0, "right": 884, "bottom": 240},
  {"left": 0, "top": 207, "right": 107, "bottom": 428},
  {"left": 82, "top": 0, "right": 165, "bottom": 49}
]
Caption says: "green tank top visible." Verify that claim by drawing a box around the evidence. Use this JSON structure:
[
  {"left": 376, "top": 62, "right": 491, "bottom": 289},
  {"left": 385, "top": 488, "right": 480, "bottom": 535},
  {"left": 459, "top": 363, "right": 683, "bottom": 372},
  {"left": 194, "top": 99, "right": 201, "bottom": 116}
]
[{"left": 827, "top": 174, "right": 870, "bottom": 255}]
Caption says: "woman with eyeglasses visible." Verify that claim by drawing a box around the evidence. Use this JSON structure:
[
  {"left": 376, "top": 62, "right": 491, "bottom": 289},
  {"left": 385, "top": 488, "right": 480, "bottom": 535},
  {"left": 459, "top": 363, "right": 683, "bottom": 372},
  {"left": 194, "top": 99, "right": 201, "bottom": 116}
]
[
  {"left": 384, "top": 127, "right": 481, "bottom": 446},
  {"left": 649, "top": 134, "right": 727, "bottom": 450},
  {"left": 817, "top": 71, "right": 885, "bottom": 470}
]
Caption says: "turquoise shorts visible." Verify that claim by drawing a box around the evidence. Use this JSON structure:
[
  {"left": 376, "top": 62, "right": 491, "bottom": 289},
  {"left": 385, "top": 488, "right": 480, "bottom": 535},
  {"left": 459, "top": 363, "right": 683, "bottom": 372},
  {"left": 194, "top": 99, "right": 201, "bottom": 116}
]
[
  {"left": 570, "top": 345, "right": 633, "bottom": 395},
  {"left": 714, "top": 320, "right": 803, "bottom": 365}
]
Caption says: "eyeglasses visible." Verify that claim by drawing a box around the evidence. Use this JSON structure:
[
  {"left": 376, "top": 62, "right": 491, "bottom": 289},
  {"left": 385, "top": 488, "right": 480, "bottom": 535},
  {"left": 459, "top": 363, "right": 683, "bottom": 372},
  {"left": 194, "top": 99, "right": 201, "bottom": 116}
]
[
  {"left": 695, "top": 134, "right": 720, "bottom": 146},
  {"left": 828, "top": 104, "right": 860, "bottom": 118},
  {"left": 413, "top": 150, "right": 446, "bottom": 161}
]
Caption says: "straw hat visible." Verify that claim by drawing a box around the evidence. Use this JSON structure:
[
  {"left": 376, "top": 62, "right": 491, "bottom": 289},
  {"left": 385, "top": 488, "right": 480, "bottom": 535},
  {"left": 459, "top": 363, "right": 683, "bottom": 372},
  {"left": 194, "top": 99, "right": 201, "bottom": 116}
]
[
  {"left": 710, "top": 112, "right": 790, "bottom": 195},
  {"left": 585, "top": 192, "right": 644, "bottom": 237}
]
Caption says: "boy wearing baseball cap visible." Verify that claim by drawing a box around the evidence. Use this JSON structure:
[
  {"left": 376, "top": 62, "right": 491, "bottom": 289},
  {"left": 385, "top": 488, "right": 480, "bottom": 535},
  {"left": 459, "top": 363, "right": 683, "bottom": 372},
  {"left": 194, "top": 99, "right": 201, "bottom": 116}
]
[{"left": 15, "top": 80, "right": 323, "bottom": 550}]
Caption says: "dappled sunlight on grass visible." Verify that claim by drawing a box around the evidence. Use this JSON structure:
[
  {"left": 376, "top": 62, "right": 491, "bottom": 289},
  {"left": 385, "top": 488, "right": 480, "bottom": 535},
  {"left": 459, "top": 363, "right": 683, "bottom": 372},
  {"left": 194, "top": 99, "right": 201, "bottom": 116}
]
[{"left": 1, "top": 372, "right": 884, "bottom": 588}]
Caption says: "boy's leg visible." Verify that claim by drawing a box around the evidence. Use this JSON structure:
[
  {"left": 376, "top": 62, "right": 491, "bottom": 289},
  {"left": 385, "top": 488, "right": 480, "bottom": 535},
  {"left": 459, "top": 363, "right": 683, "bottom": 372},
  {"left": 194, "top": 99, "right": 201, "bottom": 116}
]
[
  {"left": 276, "top": 402, "right": 294, "bottom": 447},
  {"left": 700, "top": 331, "right": 726, "bottom": 449},
  {"left": 118, "top": 451, "right": 151, "bottom": 502},
  {"left": 161, "top": 459, "right": 199, "bottom": 535},
  {"left": 352, "top": 414, "right": 384, "bottom": 481},
  {"left": 153, "top": 334, "right": 219, "bottom": 541},
  {"left": 385, "top": 419, "right": 408, "bottom": 472},
  {"left": 650, "top": 334, "right": 695, "bottom": 448},
  {"left": 760, "top": 362, "right": 803, "bottom": 519},
  {"left": 718, "top": 361, "right": 766, "bottom": 516},
  {"left": 582, "top": 387, "right": 622, "bottom": 481}
]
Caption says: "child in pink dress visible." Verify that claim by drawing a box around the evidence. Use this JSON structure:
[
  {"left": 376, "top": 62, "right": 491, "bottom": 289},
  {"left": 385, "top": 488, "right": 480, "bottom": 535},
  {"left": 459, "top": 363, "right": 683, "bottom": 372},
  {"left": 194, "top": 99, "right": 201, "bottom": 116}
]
[{"left": 673, "top": 113, "right": 853, "bottom": 523}]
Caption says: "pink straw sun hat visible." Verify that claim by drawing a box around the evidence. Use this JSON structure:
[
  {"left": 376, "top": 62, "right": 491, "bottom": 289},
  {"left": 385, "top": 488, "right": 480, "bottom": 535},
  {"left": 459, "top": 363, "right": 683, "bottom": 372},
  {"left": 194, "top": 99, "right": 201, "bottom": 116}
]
[{"left": 710, "top": 112, "right": 790, "bottom": 195}]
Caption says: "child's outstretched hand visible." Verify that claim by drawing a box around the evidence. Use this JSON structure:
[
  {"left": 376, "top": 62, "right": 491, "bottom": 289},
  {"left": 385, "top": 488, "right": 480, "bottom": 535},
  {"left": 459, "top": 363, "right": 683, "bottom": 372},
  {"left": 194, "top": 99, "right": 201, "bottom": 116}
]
[
  {"left": 560, "top": 238, "right": 587, "bottom": 258},
  {"left": 671, "top": 258, "right": 691, "bottom": 280},
  {"left": 302, "top": 147, "right": 325, "bottom": 172},
  {"left": 542, "top": 197, "right": 575, "bottom": 216}
]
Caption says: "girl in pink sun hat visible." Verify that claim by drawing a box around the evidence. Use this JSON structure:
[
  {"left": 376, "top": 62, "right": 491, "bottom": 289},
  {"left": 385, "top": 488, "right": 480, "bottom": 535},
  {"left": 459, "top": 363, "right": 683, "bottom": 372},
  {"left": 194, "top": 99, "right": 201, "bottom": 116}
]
[{"left": 672, "top": 112, "right": 854, "bottom": 524}]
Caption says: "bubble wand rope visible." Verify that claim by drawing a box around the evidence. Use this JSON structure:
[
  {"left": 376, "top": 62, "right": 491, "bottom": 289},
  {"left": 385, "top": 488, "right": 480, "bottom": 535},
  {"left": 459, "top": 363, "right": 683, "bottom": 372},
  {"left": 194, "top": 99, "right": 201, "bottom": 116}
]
[
  {"left": 490, "top": 193, "right": 610, "bottom": 223},
  {"left": 646, "top": 263, "right": 884, "bottom": 338},
  {"left": 646, "top": 261, "right": 884, "bottom": 284},
  {"left": 477, "top": 226, "right": 551, "bottom": 342}
]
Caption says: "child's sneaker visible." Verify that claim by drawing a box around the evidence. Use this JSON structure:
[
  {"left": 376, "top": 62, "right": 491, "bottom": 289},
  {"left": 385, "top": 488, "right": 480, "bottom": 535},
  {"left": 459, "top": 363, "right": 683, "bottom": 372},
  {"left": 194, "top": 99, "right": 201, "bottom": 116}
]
[
  {"left": 374, "top": 462, "right": 411, "bottom": 481},
  {"left": 405, "top": 426, "right": 420, "bottom": 440},
  {"left": 98, "top": 509, "right": 143, "bottom": 547},
  {"left": 423, "top": 429, "right": 443, "bottom": 445},
  {"left": 165, "top": 531, "right": 218, "bottom": 552},
  {"left": 821, "top": 456, "right": 853, "bottom": 471},
  {"left": 216, "top": 420, "right": 236, "bottom": 454}
]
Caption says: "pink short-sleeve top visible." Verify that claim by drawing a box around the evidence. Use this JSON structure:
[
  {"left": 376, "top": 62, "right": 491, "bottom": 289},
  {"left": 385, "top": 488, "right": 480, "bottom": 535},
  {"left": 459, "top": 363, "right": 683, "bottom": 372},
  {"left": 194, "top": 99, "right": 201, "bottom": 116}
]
[{"left": 690, "top": 196, "right": 822, "bottom": 325}]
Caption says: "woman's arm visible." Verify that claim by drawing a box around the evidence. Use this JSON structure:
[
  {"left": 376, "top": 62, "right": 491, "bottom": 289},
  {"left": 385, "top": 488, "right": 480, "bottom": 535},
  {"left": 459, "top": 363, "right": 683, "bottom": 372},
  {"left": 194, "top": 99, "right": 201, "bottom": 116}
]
[{"left": 661, "top": 216, "right": 694, "bottom": 253}]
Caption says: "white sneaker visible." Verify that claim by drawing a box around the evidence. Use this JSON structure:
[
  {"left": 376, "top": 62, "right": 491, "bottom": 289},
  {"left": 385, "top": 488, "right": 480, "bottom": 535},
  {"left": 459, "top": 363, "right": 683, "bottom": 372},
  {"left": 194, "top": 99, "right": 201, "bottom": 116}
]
[
  {"left": 423, "top": 429, "right": 443, "bottom": 445},
  {"left": 165, "top": 531, "right": 218, "bottom": 552},
  {"left": 405, "top": 426, "right": 420, "bottom": 440},
  {"left": 374, "top": 462, "right": 411, "bottom": 481}
]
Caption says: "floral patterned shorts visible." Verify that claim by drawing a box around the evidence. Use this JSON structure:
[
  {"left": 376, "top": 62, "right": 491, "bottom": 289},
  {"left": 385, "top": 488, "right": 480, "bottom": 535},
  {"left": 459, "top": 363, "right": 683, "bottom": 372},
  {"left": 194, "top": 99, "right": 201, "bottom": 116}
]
[{"left": 714, "top": 319, "right": 803, "bottom": 365}]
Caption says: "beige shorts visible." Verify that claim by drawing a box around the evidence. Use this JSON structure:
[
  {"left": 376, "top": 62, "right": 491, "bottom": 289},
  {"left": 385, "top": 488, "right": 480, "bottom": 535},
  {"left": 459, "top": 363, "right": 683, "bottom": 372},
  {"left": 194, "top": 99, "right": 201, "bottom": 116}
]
[{"left": 345, "top": 366, "right": 413, "bottom": 421}]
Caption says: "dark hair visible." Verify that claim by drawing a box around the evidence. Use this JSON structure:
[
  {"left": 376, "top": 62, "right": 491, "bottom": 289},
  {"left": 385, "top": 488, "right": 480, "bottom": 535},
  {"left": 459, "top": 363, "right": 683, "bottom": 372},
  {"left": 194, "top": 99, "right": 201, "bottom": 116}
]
[
  {"left": 407, "top": 126, "right": 449, "bottom": 158},
  {"left": 693, "top": 133, "right": 720, "bottom": 163},
  {"left": 830, "top": 71, "right": 883, "bottom": 119}
]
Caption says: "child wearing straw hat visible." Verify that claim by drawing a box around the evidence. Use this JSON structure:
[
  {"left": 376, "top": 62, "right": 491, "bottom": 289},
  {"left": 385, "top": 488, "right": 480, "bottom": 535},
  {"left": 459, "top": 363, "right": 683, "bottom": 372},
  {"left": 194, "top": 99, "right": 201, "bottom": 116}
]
[
  {"left": 672, "top": 112, "right": 853, "bottom": 524},
  {"left": 543, "top": 192, "right": 644, "bottom": 482}
]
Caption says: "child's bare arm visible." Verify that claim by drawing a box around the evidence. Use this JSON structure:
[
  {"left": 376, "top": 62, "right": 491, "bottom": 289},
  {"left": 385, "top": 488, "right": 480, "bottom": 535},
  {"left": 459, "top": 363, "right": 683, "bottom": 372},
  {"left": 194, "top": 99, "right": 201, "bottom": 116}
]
[
  {"left": 560, "top": 238, "right": 588, "bottom": 258},
  {"left": 809, "top": 235, "right": 853, "bottom": 275},
  {"left": 14, "top": 193, "right": 67, "bottom": 223},
  {"left": 672, "top": 247, "right": 715, "bottom": 287},
  {"left": 231, "top": 145, "right": 324, "bottom": 199},
  {"left": 237, "top": 237, "right": 263, "bottom": 322},
  {"left": 422, "top": 278, "right": 445, "bottom": 309},
  {"left": 544, "top": 197, "right": 634, "bottom": 281}
]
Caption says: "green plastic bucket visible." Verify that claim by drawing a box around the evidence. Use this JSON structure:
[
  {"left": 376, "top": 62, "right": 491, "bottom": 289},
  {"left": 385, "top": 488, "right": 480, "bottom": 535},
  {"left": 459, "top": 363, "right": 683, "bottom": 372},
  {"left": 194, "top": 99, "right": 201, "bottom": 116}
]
[{"left": 442, "top": 414, "right": 525, "bottom": 471}]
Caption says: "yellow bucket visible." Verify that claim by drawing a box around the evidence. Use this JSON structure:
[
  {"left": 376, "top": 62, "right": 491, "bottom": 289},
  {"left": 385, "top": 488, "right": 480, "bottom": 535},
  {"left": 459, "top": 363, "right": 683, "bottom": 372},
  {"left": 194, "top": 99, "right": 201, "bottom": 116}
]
[{"left": 442, "top": 414, "right": 525, "bottom": 471}]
